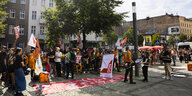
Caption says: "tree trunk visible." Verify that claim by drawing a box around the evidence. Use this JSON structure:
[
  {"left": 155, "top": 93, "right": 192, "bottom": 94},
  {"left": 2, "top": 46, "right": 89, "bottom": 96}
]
[{"left": 83, "top": 31, "right": 86, "bottom": 49}]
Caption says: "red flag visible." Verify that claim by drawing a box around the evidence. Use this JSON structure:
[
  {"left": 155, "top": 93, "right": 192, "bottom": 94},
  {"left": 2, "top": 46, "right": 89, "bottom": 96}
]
[
  {"left": 35, "top": 38, "right": 40, "bottom": 59},
  {"left": 14, "top": 26, "right": 20, "bottom": 39},
  {"left": 120, "top": 37, "right": 127, "bottom": 46},
  {"left": 58, "top": 38, "right": 62, "bottom": 48}
]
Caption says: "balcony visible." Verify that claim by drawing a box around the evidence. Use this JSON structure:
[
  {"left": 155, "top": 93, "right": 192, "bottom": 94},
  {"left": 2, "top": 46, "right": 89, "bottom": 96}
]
[{"left": 0, "top": 34, "right": 5, "bottom": 38}]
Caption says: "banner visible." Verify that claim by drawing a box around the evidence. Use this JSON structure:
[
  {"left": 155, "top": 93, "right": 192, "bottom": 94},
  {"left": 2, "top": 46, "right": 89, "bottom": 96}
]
[
  {"left": 120, "top": 37, "right": 127, "bottom": 46},
  {"left": 35, "top": 38, "right": 40, "bottom": 59},
  {"left": 100, "top": 54, "right": 114, "bottom": 78},
  {"left": 14, "top": 26, "right": 20, "bottom": 39},
  {"left": 35, "top": 55, "right": 43, "bottom": 75},
  {"left": 28, "top": 34, "right": 36, "bottom": 47}
]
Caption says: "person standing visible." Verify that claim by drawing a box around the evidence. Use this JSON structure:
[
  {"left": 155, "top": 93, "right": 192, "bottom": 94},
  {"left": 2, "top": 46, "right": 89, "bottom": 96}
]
[
  {"left": 124, "top": 47, "right": 136, "bottom": 84},
  {"left": 178, "top": 48, "right": 183, "bottom": 63},
  {"left": 0, "top": 46, "right": 7, "bottom": 89},
  {"left": 66, "top": 48, "right": 74, "bottom": 79},
  {"left": 142, "top": 51, "right": 150, "bottom": 82},
  {"left": 47, "top": 48, "right": 55, "bottom": 76},
  {"left": 113, "top": 48, "right": 120, "bottom": 72},
  {"left": 14, "top": 48, "right": 26, "bottom": 96},
  {"left": 55, "top": 47, "right": 62, "bottom": 77},
  {"left": 162, "top": 46, "right": 172, "bottom": 80},
  {"left": 118, "top": 49, "right": 123, "bottom": 72},
  {"left": 184, "top": 48, "right": 189, "bottom": 63},
  {"left": 29, "top": 49, "right": 36, "bottom": 80},
  {"left": 171, "top": 48, "right": 177, "bottom": 66}
]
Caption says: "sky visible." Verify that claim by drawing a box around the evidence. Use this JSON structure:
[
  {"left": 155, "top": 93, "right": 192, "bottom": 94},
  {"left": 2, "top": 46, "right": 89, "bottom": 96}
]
[{"left": 115, "top": 0, "right": 192, "bottom": 21}]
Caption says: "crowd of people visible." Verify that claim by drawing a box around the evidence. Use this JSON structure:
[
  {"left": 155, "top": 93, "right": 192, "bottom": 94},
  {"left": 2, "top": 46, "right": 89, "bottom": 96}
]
[{"left": 0, "top": 45, "right": 192, "bottom": 96}]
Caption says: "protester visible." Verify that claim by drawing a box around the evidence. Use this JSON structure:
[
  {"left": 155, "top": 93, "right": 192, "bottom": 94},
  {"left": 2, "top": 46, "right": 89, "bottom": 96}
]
[
  {"left": 42, "top": 52, "right": 47, "bottom": 69},
  {"left": 118, "top": 49, "right": 123, "bottom": 72},
  {"left": 113, "top": 47, "right": 120, "bottom": 72},
  {"left": 29, "top": 49, "right": 36, "bottom": 80},
  {"left": 178, "top": 48, "right": 183, "bottom": 63},
  {"left": 47, "top": 48, "right": 55, "bottom": 76},
  {"left": 171, "top": 48, "right": 177, "bottom": 66},
  {"left": 162, "top": 46, "right": 172, "bottom": 80},
  {"left": 0, "top": 46, "right": 7, "bottom": 89},
  {"left": 76, "top": 49, "right": 82, "bottom": 73},
  {"left": 142, "top": 51, "right": 150, "bottom": 82},
  {"left": 55, "top": 47, "right": 62, "bottom": 77},
  {"left": 184, "top": 48, "right": 189, "bottom": 63},
  {"left": 124, "top": 47, "right": 136, "bottom": 84},
  {"left": 83, "top": 49, "right": 89, "bottom": 73},
  {"left": 7, "top": 48, "right": 16, "bottom": 90},
  {"left": 66, "top": 48, "right": 74, "bottom": 79},
  {"left": 14, "top": 48, "right": 26, "bottom": 96}
]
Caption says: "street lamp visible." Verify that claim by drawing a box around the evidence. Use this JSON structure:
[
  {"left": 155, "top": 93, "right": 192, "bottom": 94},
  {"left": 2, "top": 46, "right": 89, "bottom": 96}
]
[{"left": 132, "top": 2, "right": 139, "bottom": 77}]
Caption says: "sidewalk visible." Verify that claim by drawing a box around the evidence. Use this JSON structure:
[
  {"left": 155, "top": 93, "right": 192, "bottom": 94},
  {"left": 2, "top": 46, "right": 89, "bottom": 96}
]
[{"left": 1, "top": 60, "right": 192, "bottom": 96}]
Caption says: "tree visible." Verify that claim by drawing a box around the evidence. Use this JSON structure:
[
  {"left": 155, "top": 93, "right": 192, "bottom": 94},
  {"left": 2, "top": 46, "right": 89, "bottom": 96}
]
[
  {"left": 43, "top": 0, "right": 80, "bottom": 48},
  {"left": 123, "top": 26, "right": 144, "bottom": 46},
  {"left": 103, "top": 32, "right": 118, "bottom": 45},
  {"left": 152, "top": 33, "right": 160, "bottom": 45},
  {"left": 0, "top": 0, "right": 9, "bottom": 34},
  {"left": 179, "top": 33, "right": 187, "bottom": 42},
  {"left": 168, "top": 34, "right": 175, "bottom": 47},
  {"left": 72, "top": 0, "right": 126, "bottom": 49}
]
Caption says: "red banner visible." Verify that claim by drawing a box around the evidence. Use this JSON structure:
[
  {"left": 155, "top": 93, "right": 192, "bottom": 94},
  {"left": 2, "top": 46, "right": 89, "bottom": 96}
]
[{"left": 33, "top": 74, "right": 127, "bottom": 95}]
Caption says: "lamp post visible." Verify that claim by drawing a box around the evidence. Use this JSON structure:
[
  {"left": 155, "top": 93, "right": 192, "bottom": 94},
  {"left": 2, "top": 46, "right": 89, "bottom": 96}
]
[{"left": 132, "top": 2, "right": 139, "bottom": 77}]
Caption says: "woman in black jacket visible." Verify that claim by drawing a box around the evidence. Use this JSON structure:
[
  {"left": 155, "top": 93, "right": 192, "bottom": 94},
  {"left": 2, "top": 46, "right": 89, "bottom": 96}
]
[{"left": 142, "top": 51, "right": 150, "bottom": 82}]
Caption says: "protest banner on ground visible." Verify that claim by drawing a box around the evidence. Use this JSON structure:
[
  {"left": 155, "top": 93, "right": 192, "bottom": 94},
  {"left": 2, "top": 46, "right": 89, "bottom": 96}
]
[{"left": 100, "top": 54, "right": 114, "bottom": 78}]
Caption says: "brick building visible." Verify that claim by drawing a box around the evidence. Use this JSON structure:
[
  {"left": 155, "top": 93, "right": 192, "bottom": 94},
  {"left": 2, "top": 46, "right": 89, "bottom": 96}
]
[
  {"left": 114, "top": 13, "right": 192, "bottom": 45},
  {"left": 0, "top": 0, "right": 29, "bottom": 49}
]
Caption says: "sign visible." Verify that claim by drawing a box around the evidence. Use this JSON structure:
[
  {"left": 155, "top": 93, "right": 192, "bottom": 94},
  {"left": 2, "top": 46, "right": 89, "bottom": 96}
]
[
  {"left": 175, "top": 40, "right": 179, "bottom": 43},
  {"left": 168, "top": 26, "right": 180, "bottom": 35},
  {"left": 187, "top": 63, "right": 192, "bottom": 71},
  {"left": 76, "top": 55, "right": 82, "bottom": 64},
  {"left": 28, "top": 34, "right": 36, "bottom": 48},
  {"left": 14, "top": 26, "right": 20, "bottom": 39},
  {"left": 100, "top": 54, "right": 114, "bottom": 78}
]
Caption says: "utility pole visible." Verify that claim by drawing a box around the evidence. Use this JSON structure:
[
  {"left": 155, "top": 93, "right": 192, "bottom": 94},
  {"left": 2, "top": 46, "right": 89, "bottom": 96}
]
[{"left": 132, "top": 2, "right": 139, "bottom": 77}]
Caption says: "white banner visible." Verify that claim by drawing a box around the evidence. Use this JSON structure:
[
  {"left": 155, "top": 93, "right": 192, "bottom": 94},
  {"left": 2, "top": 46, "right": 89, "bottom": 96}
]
[
  {"left": 35, "top": 55, "right": 43, "bottom": 75},
  {"left": 100, "top": 54, "right": 114, "bottom": 78},
  {"left": 28, "top": 34, "right": 36, "bottom": 48}
]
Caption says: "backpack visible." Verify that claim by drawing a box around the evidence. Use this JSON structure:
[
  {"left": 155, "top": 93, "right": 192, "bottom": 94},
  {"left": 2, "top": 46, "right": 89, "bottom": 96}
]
[{"left": 39, "top": 72, "right": 49, "bottom": 83}]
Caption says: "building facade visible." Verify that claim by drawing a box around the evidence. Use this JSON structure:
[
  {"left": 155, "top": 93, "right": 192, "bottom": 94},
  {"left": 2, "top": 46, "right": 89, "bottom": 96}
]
[
  {"left": 0, "top": 0, "right": 29, "bottom": 49},
  {"left": 114, "top": 13, "right": 192, "bottom": 45},
  {"left": 28, "top": 0, "right": 55, "bottom": 51}
]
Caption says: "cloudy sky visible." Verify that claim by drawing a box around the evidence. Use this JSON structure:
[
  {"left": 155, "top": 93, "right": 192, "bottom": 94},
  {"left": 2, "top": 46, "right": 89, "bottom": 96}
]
[{"left": 115, "top": 0, "right": 192, "bottom": 21}]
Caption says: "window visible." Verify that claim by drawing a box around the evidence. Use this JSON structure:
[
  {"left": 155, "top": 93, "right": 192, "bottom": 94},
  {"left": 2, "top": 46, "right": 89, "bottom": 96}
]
[
  {"left": 41, "top": 0, "right": 46, "bottom": 6},
  {"left": 9, "top": 25, "right": 14, "bottom": 34},
  {"left": 31, "top": 26, "right": 36, "bottom": 35},
  {"left": 19, "top": 26, "right": 24, "bottom": 35},
  {"left": 10, "top": 9, "right": 15, "bottom": 18},
  {"left": 40, "top": 26, "right": 45, "bottom": 35},
  {"left": 32, "top": 11, "right": 36, "bottom": 20},
  {"left": 10, "top": 0, "right": 16, "bottom": 3},
  {"left": 32, "top": 0, "right": 37, "bottom": 5},
  {"left": 40, "top": 13, "right": 44, "bottom": 19},
  {"left": 49, "top": 0, "right": 53, "bottom": 7},
  {"left": 20, "top": 0, "right": 26, "bottom": 4},
  {"left": 20, "top": 10, "right": 25, "bottom": 19}
]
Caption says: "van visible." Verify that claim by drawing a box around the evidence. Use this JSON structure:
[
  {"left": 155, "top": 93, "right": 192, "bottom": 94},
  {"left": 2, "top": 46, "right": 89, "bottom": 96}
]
[{"left": 177, "top": 42, "right": 192, "bottom": 50}]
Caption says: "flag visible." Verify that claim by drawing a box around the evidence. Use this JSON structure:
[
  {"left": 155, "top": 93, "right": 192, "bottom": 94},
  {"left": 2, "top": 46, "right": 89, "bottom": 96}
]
[
  {"left": 14, "top": 26, "right": 20, "bottom": 39},
  {"left": 143, "top": 38, "right": 146, "bottom": 46},
  {"left": 35, "top": 38, "right": 40, "bottom": 59},
  {"left": 28, "top": 34, "right": 36, "bottom": 47},
  {"left": 58, "top": 38, "right": 62, "bottom": 48},
  {"left": 115, "top": 39, "right": 121, "bottom": 47},
  {"left": 120, "top": 37, "right": 127, "bottom": 46},
  {"left": 35, "top": 55, "right": 43, "bottom": 75}
]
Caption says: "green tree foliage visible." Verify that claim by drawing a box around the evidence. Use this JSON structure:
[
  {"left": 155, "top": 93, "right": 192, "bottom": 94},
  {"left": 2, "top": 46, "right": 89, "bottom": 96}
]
[
  {"left": 123, "top": 27, "right": 144, "bottom": 46},
  {"left": 0, "top": 0, "right": 9, "bottom": 34},
  {"left": 43, "top": 0, "right": 80, "bottom": 47},
  {"left": 103, "top": 32, "right": 118, "bottom": 45},
  {"left": 43, "top": 0, "right": 126, "bottom": 48},
  {"left": 179, "top": 33, "right": 187, "bottom": 42},
  {"left": 168, "top": 34, "right": 175, "bottom": 47},
  {"left": 152, "top": 33, "right": 160, "bottom": 45}
]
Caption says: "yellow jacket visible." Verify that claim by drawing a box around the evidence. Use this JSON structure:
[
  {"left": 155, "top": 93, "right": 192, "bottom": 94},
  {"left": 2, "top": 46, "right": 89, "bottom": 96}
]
[
  {"left": 29, "top": 53, "right": 36, "bottom": 70},
  {"left": 124, "top": 51, "right": 133, "bottom": 63}
]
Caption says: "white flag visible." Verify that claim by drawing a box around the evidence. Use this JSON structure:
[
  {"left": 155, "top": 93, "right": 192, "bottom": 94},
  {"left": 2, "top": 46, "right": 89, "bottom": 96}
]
[
  {"left": 28, "top": 34, "right": 36, "bottom": 48},
  {"left": 115, "top": 39, "right": 120, "bottom": 47},
  {"left": 35, "top": 55, "right": 43, "bottom": 75}
]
